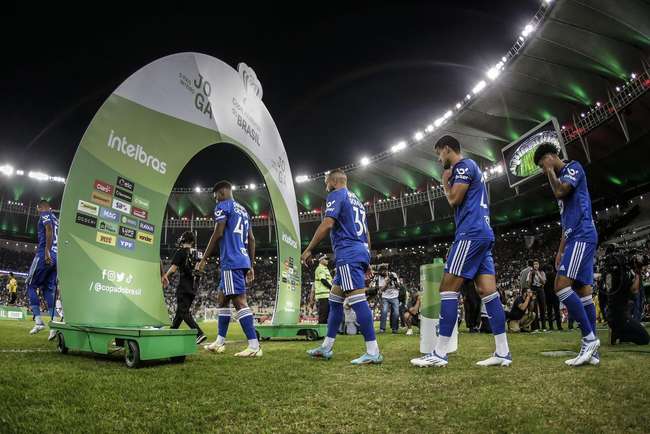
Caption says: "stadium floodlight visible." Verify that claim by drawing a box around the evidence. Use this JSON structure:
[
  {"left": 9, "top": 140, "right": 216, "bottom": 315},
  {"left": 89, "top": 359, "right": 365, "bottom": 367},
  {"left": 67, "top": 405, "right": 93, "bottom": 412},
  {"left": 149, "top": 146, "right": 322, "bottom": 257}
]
[
  {"left": 501, "top": 56, "right": 507, "bottom": 63},
  {"left": 194, "top": 186, "right": 201, "bottom": 193},
  {"left": 414, "top": 131, "right": 424, "bottom": 141},
  {"left": 486, "top": 66, "right": 500, "bottom": 81},
  {"left": 0, "top": 164, "right": 14, "bottom": 177},
  {"left": 434, "top": 117, "right": 444, "bottom": 128},
  {"left": 630, "top": 72, "right": 637, "bottom": 79},
  {"left": 360, "top": 156, "right": 370, "bottom": 166},
  {"left": 16, "top": 169, "right": 24, "bottom": 175},
  {"left": 391, "top": 141, "right": 407, "bottom": 153},
  {"left": 425, "top": 124, "right": 434, "bottom": 133},
  {"left": 521, "top": 24, "right": 535, "bottom": 38},
  {"left": 443, "top": 110, "right": 453, "bottom": 119},
  {"left": 28, "top": 171, "right": 49, "bottom": 181},
  {"left": 231, "top": 185, "right": 237, "bottom": 191},
  {"left": 455, "top": 102, "right": 462, "bottom": 110},
  {"left": 472, "top": 80, "right": 487, "bottom": 95},
  {"left": 295, "top": 175, "right": 309, "bottom": 183},
  {"left": 596, "top": 101, "right": 601, "bottom": 107},
  {"left": 249, "top": 183, "right": 257, "bottom": 190},
  {"left": 50, "top": 176, "right": 66, "bottom": 183}
]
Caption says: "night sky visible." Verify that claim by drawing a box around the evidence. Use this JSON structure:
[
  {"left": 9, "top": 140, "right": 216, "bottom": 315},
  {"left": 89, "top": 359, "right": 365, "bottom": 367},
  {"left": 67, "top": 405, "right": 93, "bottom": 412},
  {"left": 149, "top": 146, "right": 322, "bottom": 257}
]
[{"left": 1, "top": 2, "right": 540, "bottom": 188}]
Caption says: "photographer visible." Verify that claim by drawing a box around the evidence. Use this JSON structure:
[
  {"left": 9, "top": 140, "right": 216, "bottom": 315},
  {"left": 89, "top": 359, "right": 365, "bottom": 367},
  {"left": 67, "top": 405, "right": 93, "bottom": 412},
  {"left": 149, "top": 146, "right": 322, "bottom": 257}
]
[
  {"left": 377, "top": 266, "right": 400, "bottom": 334},
  {"left": 162, "top": 231, "right": 206, "bottom": 345},
  {"left": 507, "top": 289, "right": 536, "bottom": 332},
  {"left": 603, "top": 246, "right": 650, "bottom": 345},
  {"left": 527, "top": 260, "right": 547, "bottom": 330}
]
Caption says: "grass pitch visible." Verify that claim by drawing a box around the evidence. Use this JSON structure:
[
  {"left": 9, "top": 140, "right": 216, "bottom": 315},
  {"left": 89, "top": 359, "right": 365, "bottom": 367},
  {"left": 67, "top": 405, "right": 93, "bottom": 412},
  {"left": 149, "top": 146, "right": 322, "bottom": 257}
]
[{"left": 1, "top": 320, "right": 649, "bottom": 433}]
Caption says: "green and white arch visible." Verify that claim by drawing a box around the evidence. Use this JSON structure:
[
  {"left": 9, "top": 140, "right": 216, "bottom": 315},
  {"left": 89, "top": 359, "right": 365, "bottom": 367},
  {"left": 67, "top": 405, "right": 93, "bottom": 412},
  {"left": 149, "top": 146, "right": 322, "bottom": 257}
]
[{"left": 58, "top": 53, "right": 301, "bottom": 328}]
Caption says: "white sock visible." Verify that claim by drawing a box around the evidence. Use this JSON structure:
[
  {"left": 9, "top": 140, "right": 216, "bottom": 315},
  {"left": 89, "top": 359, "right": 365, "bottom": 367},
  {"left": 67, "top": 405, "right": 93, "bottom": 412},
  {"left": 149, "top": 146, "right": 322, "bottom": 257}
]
[
  {"left": 215, "top": 335, "right": 225, "bottom": 346},
  {"left": 322, "top": 336, "right": 335, "bottom": 351},
  {"left": 584, "top": 332, "right": 596, "bottom": 341},
  {"left": 365, "top": 340, "right": 379, "bottom": 356},
  {"left": 248, "top": 339, "right": 260, "bottom": 350},
  {"left": 494, "top": 333, "right": 509, "bottom": 356},
  {"left": 35, "top": 315, "right": 43, "bottom": 326},
  {"left": 434, "top": 335, "right": 451, "bottom": 358}
]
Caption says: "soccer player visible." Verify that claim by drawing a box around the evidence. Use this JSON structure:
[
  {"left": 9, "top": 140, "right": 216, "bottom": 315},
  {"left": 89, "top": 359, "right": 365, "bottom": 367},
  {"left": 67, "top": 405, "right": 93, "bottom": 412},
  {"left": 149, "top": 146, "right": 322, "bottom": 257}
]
[
  {"left": 301, "top": 169, "right": 382, "bottom": 365},
  {"left": 411, "top": 135, "right": 511, "bottom": 368},
  {"left": 533, "top": 144, "right": 600, "bottom": 366},
  {"left": 26, "top": 200, "right": 58, "bottom": 340},
  {"left": 198, "top": 181, "right": 261, "bottom": 357},
  {"left": 7, "top": 272, "right": 17, "bottom": 305}
]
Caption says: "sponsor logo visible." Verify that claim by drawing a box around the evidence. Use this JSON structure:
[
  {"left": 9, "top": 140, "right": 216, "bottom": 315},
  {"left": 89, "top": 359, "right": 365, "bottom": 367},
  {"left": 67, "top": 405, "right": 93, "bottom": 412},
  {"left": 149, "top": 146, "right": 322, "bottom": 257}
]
[
  {"left": 114, "top": 188, "right": 133, "bottom": 202},
  {"left": 120, "top": 215, "right": 138, "bottom": 227},
  {"left": 94, "top": 180, "right": 113, "bottom": 195},
  {"left": 78, "top": 200, "right": 99, "bottom": 216},
  {"left": 567, "top": 167, "right": 577, "bottom": 176},
  {"left": 132, "top": 195, "right": 149, "bottom": 210},
  {"left": 107, "top": 131, "right": 168, "bottom": 175},
  {"left": 138, "top": 221, "right": 155, "bottom": 233},
  {"left": 281, "top": 233, "right": 297, "bottom": 249},
  {"left": 101, "top": 269, "right": 134, "bottom": 284},
  {"left": 119, "top": 226, "right": 136, "bottom": 239},
  {"left": 99, "top": 207, "right": 119, "bottom": 222},
  {"left": 98, "top": 221, "right": 118, "bottom": 235},
  {"left": 112, "top": 198, "right": 131, "bottom": 214},
  {"left": 118, "top": 238, "right": 135, "bottom": 251},
  {"left": 91, "top": 191, "right": 112, "bottom": 207},
  {"left": 137, "top": 231, "right": 154, "bottom": 245},
  {"left": 132, "top": 207, "right": 148, "bottom": 220},
  {"left": 75, "top": 213, "right": 97, "bottom": 228},
  {"left": 456, "top": 167, "right": 468, "bottom": 175},
  {"left": 96, "top": 232, "right": 116, "bottom": 246},
  {"left": 238, "top": 62, "right": 263, "bottom": 99},
  {"left": 116, "top": 176, "right": 135, "bottom": 191}
]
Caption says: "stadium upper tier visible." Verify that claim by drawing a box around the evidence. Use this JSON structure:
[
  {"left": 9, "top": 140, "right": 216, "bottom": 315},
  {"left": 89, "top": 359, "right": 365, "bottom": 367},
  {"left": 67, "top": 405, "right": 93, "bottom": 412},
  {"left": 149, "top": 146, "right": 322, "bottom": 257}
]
[{"left": 1, "top": 0, "right": 650, "bottom": 241}]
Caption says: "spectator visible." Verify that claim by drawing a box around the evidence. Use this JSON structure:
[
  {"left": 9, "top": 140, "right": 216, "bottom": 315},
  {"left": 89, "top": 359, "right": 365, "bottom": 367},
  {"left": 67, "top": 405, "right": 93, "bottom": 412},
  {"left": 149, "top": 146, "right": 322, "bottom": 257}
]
[{"left": 528, "top": 260, "right": 547, "bottom": 330}]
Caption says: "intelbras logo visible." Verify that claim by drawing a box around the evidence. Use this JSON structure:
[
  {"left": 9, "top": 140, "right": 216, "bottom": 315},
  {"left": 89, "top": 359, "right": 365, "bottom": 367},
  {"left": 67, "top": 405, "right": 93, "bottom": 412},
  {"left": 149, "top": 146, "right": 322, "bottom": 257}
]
[
  {"left": 281, "top": 233, "right": 297, "bottom": 249},
  {"left": 107, "top": 130, "right": 167, "bottom": 175}
]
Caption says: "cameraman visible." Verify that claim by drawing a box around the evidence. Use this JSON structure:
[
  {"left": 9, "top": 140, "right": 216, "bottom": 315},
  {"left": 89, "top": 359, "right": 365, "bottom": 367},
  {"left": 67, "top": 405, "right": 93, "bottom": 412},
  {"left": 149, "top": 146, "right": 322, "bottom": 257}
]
[
  {"left": 162, "top": 231, "right": 206, "bottom": 344},
  {"left": 507, "top": 289, "right": 536, "bottom": 332},
  {"left": 377, "top": 267, "right": 400, "bottom": 334}
]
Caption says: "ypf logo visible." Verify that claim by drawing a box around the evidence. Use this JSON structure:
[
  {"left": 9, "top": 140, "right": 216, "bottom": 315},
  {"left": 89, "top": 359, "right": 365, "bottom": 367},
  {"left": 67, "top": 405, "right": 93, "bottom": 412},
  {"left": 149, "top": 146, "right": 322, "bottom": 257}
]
[{"left": 238, "top": 63, "right": 263, "bottom": 99}]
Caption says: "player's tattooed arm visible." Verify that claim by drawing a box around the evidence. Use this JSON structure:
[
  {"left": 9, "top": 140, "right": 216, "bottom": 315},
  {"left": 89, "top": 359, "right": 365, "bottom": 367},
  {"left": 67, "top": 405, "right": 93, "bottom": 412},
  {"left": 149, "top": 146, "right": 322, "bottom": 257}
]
[
  {"left": 197, "top": 221, "right": 226, "bottom": 271},
  {"left": 301, "top": 217, "right": 335, "bottom": 264},
  {"left": 545, "top": 166, "right": 572, "bottom": 199},
  {"left": 44, "top": 223, "right": 53, "bottom": 265},
  {"left": 246, "top": 227, "right": 256, "bottom": 283}
]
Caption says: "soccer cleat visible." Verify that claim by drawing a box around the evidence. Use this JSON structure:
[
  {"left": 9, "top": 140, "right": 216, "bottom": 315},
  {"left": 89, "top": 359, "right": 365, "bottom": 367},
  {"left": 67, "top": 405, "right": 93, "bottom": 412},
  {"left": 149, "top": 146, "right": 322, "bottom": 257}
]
[
  {"left": 29, "top": 324, "right": 46, "bottom": 335},
  {"left": 204, "top": 340, "right": 226, "bottom": 353},
  {"left": 47, "top": 330, "right": 57, "bottom": 341},
  {"left": 410, "top": 351, "right": 448, "bottom": 368},
  {"left": 589, "top": 351, "right": 600, "bottom": 366},
  {"left": 565, "top": 337, "right": 600, "bottom": 367},
  {"left": 195, "top": 334, "right": 207, "bottom": 345},
  {"left": 350, "top": 353, "right": 384, "bottom": 365},
  {"left": 234, "top": 347, "right": 263, "bottom": 357},
  {"left": 405, "top": 329, "right": 414, "bottom": 336},
  {"left": 306, "top": 346, "right": 333, "bottom": 360},
  {"left": 476, "top": 353, "right": 512, "bottom": 367}
]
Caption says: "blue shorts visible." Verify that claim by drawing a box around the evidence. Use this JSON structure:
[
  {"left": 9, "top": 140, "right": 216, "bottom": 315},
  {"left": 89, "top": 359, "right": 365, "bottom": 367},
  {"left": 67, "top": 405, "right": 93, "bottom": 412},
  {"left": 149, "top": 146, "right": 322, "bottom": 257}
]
[
  {"left": 333, "top": 262, "right": 368, "bottom": 292},
  {"left": 219, "top": 268, "right": 247, "bottom": 296},
  {"left": 444, "top": 239, "right": 495, "bottom": 279},
  {"left": 558, "top": 240, "right": 596, "bottom": 286},
  {"left": 26, "top": 255, "right": 57, "bottom": 306}
]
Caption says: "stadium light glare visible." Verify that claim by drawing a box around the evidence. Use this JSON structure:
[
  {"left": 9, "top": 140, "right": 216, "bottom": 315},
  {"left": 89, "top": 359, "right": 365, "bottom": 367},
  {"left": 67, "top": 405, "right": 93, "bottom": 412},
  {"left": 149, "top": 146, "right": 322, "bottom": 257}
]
[
  {"left": 360, "top": 156, "right": 370, "bottom": 167},
  {"left": 455, "top": 102, "right": 462, "bottom": 110},
  {"left": 16, "top": 170, "right": 24, "bottom": 175},
  {"left": 28, "top": 171, "right": 49, "bottom": 181},
  {"left": 443, "top": 110, "right": 453, "bottom": 119},
  {"left": 472, "top": 80, "right": 486, "bottom": 94},
  {"left": 486, "top": 66, "right": 500, "bottom": 81},
  {"left": 0, "top": 164, "right": 14, "bottom": 177},
  {"left": 521, "top": 24, "right": 535, "bottom": 38},
  {"left": 295, "top": 175, "right": 309, "bottom": 183},
  {"left": 631, "top": 72, "right": 637, "bottom": 79},
  {"left": 434, "top": 117, "right": 444, "bottom": 128},
  {"left": 391, "top": 141, "right": 407, "bottom": 153},
  {"left": 413, "top": 131, "right": 424, "bottom": 141},
  {"left": 425, "top": 124, "right": 434, "bottom": 133},
  {"left": 249, "top": 183, "right": 257, "bottom": 190},
  {"left": 194, "top": 186, "right": 201, "bottom": 193},
  {"left": 465, "top": 94, "right": 471, "bottom": 101}
]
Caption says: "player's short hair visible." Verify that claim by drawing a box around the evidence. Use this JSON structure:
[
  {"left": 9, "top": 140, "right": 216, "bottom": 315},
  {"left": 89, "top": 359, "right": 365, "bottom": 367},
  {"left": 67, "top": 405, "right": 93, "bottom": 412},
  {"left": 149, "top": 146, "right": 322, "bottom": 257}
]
[
  {"left": 38, "top": 199, "right": 50, "bottom": 207},
  {"left": 9, "top": 272, "right": 13, "bottom": 277},
  {"left": 212, "top": 180, "right": 232, "bottom": 193},
  {"left": 434, "top": 135, "right": 461, "bottom": 153},
  {"left": 533, "top": 143, "right": 558, "bottom": 166},
  {"left": 327, "top": 168, "right": 346, "bottom": 177},
  {"left": 179, "top": 230, "right": 195, "bottom": 245}
]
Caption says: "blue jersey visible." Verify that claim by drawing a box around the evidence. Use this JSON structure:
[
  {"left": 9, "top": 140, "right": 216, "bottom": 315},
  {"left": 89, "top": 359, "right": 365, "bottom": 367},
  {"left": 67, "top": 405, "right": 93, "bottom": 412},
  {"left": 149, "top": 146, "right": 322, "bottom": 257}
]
[
  {"left": 558, "top": 161, "right": 597, "bottom": 243},
  {"left": 214, "top": 199, "right": 252, "bottom": 270},
  {"left": 37, "top": 211, "right": 59, "bottom": 258},
  {"left": 325, "top": 188, "right": 370, "bottom": 266},
  {"left": 449, "top": 158, "right": 494, "bottom": 241}
]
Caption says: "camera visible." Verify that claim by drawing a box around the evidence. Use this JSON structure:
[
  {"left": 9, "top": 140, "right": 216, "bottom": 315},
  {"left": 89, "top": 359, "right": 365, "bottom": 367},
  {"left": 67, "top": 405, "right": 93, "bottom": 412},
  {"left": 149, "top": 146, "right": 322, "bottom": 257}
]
[{"left": 599, "top": 244, "right": 648, "bottom": 296}]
